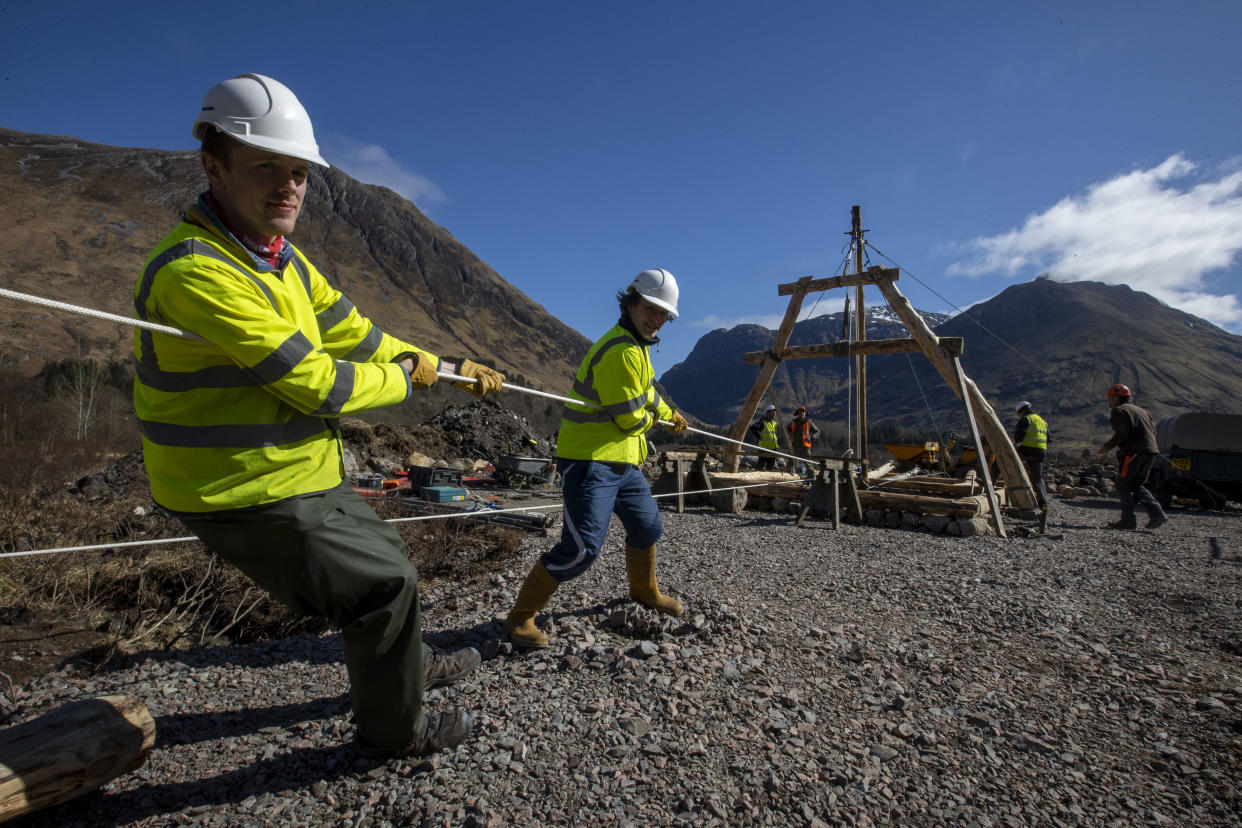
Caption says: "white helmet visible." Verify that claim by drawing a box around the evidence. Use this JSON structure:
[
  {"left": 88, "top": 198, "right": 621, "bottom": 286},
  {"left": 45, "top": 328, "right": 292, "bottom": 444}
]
[
  {"left": 1016, "top": 401, "right": 1032, "bottom": 414},
  {"left": 765, "top": 404, "right": 776, "bottom": 413},
  {"left": 629, "top": 268, "right": 679, "bottom": 319},
  {"left": 193, "top": 73, "right": 328, "bottom": 167}
]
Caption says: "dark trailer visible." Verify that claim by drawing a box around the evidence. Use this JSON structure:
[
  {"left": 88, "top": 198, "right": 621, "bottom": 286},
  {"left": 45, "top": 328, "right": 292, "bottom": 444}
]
[{"left": 1155, "top": 412, "right": 1242, "bottom": 509}]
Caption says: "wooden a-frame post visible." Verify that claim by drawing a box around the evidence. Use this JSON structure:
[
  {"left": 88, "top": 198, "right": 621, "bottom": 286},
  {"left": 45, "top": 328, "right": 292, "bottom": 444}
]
[{"left": 724, "top": 275, "right": 812, "bottom": 471}]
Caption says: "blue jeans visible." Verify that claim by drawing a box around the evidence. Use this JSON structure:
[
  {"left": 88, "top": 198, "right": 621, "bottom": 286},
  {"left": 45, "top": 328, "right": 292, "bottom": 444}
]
[{"left": 542, "top": 460, "right": 663, "bottom": 582}]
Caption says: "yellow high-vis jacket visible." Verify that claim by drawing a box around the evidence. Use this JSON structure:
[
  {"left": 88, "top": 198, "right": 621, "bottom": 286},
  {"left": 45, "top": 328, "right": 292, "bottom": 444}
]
[
  {"left": 756, "top": 418, "right": 780, "bottom": 450},
  {"left": 133, "top": 202, "right": 437, "bottom": 513},
  {"left": 556, "top": 322, "right": 672, "bottom": 465},
  {"left": 1017, "top": 413, "right": 1049, "bottom": 452}
]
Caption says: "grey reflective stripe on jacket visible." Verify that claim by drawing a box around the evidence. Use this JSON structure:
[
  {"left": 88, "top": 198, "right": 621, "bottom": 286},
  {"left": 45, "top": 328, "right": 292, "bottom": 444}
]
[
  {"left": 313, "top": 361, "right": 356, "bottom": 416},
  {"left": 316, "top": 295, "right": 355, "bottom": 332},
  {"left": 343, "top": 321, "right": 383, "bottom": 362}
]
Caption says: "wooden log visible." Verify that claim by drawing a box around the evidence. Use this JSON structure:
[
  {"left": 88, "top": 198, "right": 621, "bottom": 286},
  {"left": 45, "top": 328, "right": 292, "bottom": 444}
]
[
  {"left": 709, "top": 471, "right": 803, "bottom": 486},
  {"left": 866, "top": 461, "right": 896, "bottom": 482},
  {"left": 0, "top": 695, "right": 155, "bottom": 822},
  {"left": 872, "top": 478, "right": 981, "bottom": 497},
  {"left": 856, "top": 489, "right": 990, "bottom": 517}
]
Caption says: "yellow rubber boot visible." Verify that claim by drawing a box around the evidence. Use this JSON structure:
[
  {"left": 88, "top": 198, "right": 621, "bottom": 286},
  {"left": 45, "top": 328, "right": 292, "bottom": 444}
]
[
  {"left": 504, "top": 561, "right": 559, "bottom": 648},
  {"left": 625, "top": 544, "right": 683, "bottom": 617}
]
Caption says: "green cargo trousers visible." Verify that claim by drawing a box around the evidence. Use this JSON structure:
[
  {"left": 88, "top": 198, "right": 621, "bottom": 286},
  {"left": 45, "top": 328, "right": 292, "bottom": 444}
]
[{"left": 178, "top": 481, "right": 425, "bottom": 752}]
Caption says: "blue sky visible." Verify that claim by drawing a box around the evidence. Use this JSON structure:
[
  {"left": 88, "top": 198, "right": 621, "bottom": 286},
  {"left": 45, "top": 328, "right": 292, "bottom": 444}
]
[{"left": 4, "top": 1, "right": 1241, "bottom": 376}]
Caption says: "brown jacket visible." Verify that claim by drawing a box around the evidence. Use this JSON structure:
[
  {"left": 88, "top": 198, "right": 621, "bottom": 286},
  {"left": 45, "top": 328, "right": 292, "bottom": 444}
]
[{"left": 1102, "top": 402, "right": 1159, "bottom": 455}]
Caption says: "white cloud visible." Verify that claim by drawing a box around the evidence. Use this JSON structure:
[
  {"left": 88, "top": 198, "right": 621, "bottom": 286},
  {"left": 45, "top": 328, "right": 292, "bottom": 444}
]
[
  {"left": 691, "top": 313, "right": 785, "bottom": 331},
  {"left": 322, "top": 135, "right": 448, "bottom": 212},
  {"left": 947, "top": 155, "right": 1242, "bottom": 331},
  {"left": 690, "top": 306, "right": 826, "bottom": 332}
]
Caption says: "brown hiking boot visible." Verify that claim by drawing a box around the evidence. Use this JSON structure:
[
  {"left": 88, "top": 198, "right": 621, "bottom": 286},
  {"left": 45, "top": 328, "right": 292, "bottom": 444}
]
[
  {"left": 424, "top": 646, "right": 481, "bottom": 689},
  {"left": 1146, "top": 513, "right": 1168, "bottom": 530},
  {"left": 357, "top": 710, "right": 474, "bottom": 759}
]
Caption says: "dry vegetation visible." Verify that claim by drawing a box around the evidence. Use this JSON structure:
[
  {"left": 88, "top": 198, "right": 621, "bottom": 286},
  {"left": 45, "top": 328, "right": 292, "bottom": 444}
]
[{"left": 0, "top": 362, "right": 527, "bottom": 686}]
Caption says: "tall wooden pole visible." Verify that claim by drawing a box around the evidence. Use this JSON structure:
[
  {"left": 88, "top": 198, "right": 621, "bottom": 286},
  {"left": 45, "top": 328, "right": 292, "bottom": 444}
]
[
  {"left": 851, "top": 206, "right": 868, "bottom": 469},
  {"left": 952, "top": 355, "right": 1007, "bottom": 537}
]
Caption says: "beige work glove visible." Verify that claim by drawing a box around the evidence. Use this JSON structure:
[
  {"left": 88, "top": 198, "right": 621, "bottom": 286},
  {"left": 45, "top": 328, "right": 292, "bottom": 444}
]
[
  {"left": 454, "top": 359, "right": 505, "bottom": 398},
  {"left": 665, "top": 410, "right": 689, "bottom": 435},
  {"left": 400, "top": 354, "right": 439, "bottom": 390}
]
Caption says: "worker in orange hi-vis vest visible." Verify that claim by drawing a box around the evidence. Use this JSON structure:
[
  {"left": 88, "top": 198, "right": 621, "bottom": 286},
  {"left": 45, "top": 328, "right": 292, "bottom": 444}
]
[{"left": 788, "top": 405, "right": 821, "bottom": 476}]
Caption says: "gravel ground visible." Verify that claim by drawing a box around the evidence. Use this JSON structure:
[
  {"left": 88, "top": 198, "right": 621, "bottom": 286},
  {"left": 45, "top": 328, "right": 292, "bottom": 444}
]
[{"left": 7, "top": 496, "right": 1242, "bottom": 827}]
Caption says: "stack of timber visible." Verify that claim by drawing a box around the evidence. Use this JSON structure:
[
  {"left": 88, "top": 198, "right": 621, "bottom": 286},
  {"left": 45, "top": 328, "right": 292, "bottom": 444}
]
[{"left": 703, "top": 470, "right": 997, "bottom": 519}]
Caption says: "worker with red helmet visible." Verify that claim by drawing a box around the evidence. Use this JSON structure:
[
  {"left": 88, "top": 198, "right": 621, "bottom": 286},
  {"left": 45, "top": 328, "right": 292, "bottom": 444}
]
[
  {"left": 1098, "top": 384, "right": 1167, "bottom": 530},
  {"left": 788, "top": 405, "right": 821, "bottom": 476}
]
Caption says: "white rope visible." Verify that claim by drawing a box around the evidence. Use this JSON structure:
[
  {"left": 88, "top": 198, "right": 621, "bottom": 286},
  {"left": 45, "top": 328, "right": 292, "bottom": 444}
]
[
  {"left": 0, "top": 289, "right": 808, "bottom": 465},
  {"left": 0, "top": 288, "right": 205, "bottom": 340},
  {"left": 0, "top": 290, "right": 819, "bottom": 558},
  {"left": 436, "top": 371, "right": 812, "bottom": 466},
  {"left": 0, "top": 480, "right": 793, "bottom": 558}
]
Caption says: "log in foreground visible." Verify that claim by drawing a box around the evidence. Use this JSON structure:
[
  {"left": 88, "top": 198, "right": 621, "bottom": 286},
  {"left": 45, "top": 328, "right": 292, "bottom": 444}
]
[{"left": 0, "top": 694, "right": 155, "bottom": 822}]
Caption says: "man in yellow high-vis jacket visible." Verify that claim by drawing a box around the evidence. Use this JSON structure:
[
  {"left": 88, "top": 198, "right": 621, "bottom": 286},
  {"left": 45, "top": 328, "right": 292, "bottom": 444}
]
[
  {"left": 748, "top": 404, "right": 781, "bottom": 470},
  {"left": 503, "top": 269, "right": 690, "bottom": 648},
  {"left": 1013, "top": 401, "right": 1050, "bottom": 531},
  {"left": 135, "top": 74, "right": 504, "bottom": 759}
]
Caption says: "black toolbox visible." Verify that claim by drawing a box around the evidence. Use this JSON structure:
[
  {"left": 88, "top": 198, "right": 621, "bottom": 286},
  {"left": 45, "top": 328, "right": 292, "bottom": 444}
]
[{"left": 407, "top": 465, "right": 463, "bottom": 488}]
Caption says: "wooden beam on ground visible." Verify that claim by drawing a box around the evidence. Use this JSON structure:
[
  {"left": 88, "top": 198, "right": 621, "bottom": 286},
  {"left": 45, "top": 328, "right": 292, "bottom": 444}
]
[
  {"left": 747, "top": 482, "right": 988, "bottom": 518},
  {"left": 0, "top": 695, "right": 155, "bottom": 822},
  {"left": 777, "top": 266, "right": 900, "bottom": 296},
  {"left": 743, "top": 336, "right": 964, "bottom": 363}
]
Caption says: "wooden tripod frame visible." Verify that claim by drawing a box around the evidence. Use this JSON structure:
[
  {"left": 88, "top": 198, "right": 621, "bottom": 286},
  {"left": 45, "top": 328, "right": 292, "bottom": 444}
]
[{"left": 723, "top": 263, "right": 1038, "bottom": 531}]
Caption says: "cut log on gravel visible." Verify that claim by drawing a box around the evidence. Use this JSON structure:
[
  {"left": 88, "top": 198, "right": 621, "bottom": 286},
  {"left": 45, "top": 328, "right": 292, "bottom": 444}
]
[{"left": 0, "top": 695, "right": 154, "bottom": 823}]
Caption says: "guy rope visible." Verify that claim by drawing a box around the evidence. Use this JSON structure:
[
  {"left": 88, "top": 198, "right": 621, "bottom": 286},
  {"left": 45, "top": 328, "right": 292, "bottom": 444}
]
[{"left": 0, "top": 289, "right": 813, "bottom": 559}]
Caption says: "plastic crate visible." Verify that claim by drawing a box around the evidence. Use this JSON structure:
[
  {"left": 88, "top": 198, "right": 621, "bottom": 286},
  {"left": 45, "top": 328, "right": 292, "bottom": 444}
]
[
  {"left": 421, "top": 486, "right": 468, "bottom": 502},
  {"left": 407, "top": 466, "right": 463, "bottom": 488}
]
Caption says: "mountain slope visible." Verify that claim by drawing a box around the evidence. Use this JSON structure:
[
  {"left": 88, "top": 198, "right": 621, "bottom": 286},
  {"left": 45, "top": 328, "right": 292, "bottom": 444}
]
[
  {"left": 0, "top": 127, "right": 590, "bottom": 396},
  {"left": 855, "top": 277, "right": 1242, "bottom": 449}
]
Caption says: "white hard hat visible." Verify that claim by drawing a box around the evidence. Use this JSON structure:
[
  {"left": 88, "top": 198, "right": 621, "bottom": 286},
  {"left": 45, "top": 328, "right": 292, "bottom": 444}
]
[
  {"left": 193, "top": 73, "right": 328, "bottom": 167},
  {"left": 765, "top": 404, "right": 776, "bottom": 413},
  {"left": 628, "top": 268, "right": 679, "bottom": 319},
  {"left": 1016, "top": 401, "right": 1032, "bottom": 413}
]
